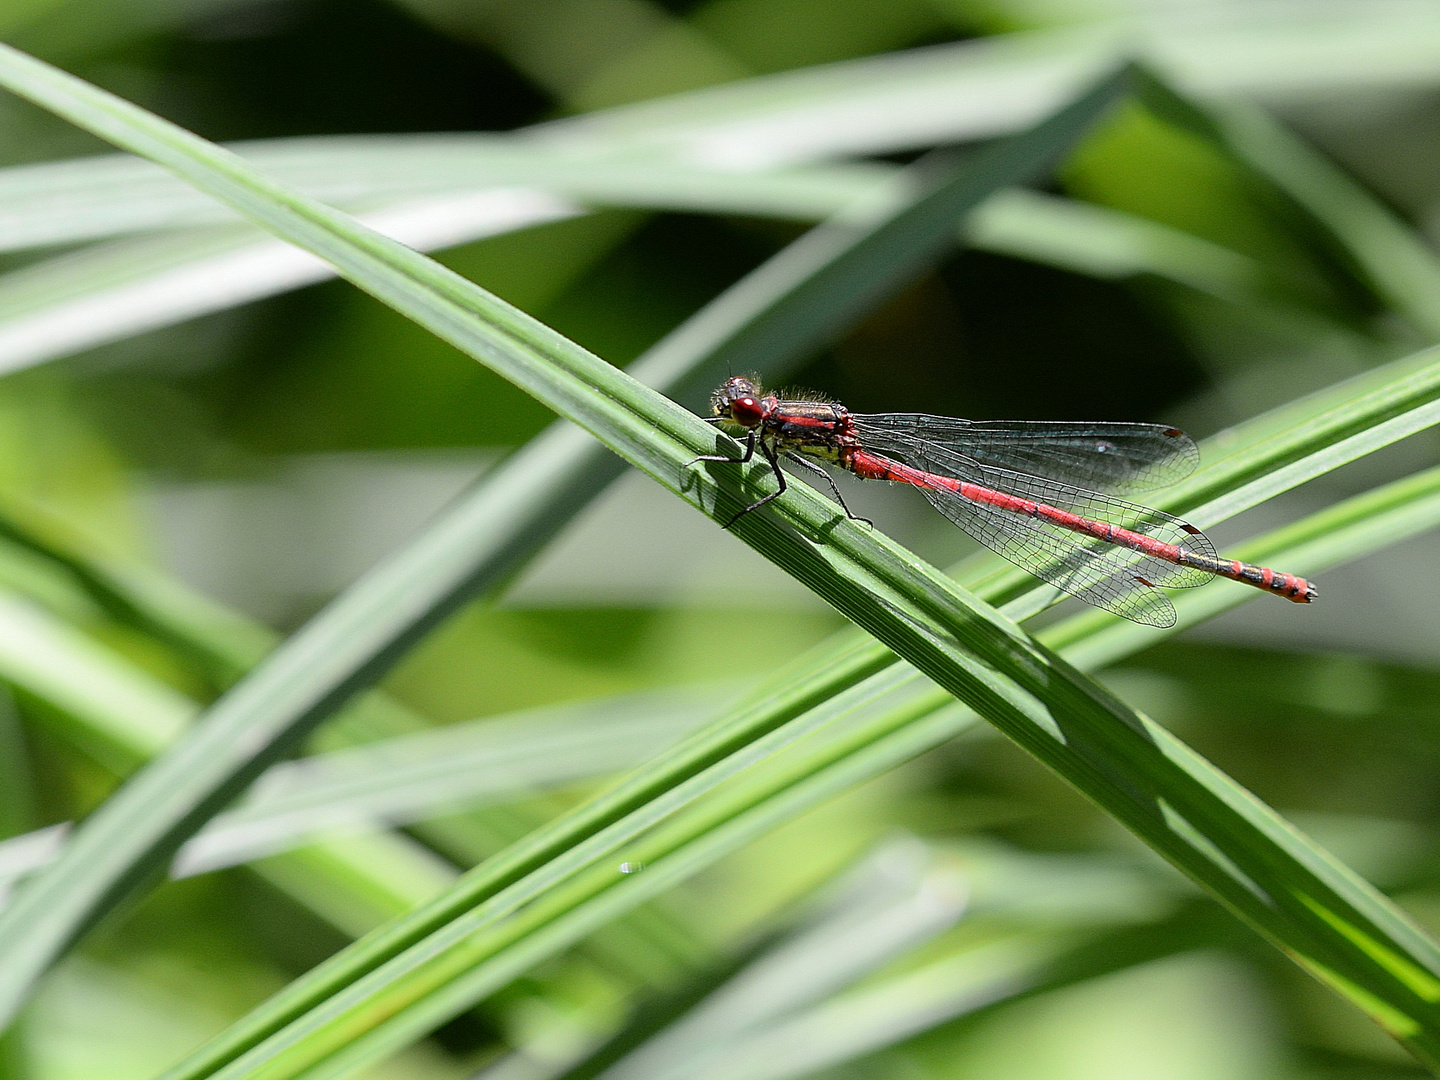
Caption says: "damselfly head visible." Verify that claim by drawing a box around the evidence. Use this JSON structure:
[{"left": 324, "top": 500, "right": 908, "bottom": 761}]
[{"left": 711, "top": 376, "right": 766, "bottom": 427}]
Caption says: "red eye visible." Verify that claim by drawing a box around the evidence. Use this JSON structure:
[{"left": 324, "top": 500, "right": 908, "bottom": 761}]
[{"left": 730, "top": 396, "right": 764, "bottom": 426}]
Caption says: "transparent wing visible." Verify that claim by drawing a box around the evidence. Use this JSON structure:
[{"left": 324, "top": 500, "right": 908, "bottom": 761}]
[
  {"left": 852, "top": 414, "right": 1199, "bottom": 495},
  {"left": 856, "top": 433, "right": 1217, "bottom": 628}
]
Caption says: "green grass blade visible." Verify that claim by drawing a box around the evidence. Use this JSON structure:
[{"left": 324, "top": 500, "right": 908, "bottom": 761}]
[
  {"left": 172, "top": 687, "right": 726, "bottom": 876},
  {"left": 0, "top": 684, "right": 729, "bottom": 887},
  {"left": 0, "top": 576, "right": 483, "bottom": 926},
  {"left": 248, "top": 463, "right": 1440, "bottom": 1080},
  {"left": 0, "top": 192, "right": 578, "bottom": 375},
  {"left": 0, "top": 45, "right": 1135, "bottom": 1031},
  {"left": 531, "top": 3, "right": 1440, "bottom": 165},
  {"left": 966, "top": 187, "right": 1279, "bottom": 303},
  {"left": 570, "top": 837, "right": 969, "bottom": 1080},
  {"left": 0, "top": 181, "right": 1298, "bottom": 381},
  {"left": 0, "top": 140, "right": 885, "bottom": 252}
]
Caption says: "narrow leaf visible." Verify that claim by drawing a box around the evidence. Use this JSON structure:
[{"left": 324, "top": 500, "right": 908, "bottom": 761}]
[{"left": 0, "top": 45, "right": 1136, "bottom": 1031}]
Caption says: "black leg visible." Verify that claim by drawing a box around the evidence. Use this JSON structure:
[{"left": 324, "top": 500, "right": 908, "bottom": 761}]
[
  {"left": 688, "top": 431, "right": 755, "bottom": 466},
  {"left": 722, "top": 438, "right": 786, "bottom": 528},
  {"left": 782, "top": 452, "right": 874, "bottom": 526}
]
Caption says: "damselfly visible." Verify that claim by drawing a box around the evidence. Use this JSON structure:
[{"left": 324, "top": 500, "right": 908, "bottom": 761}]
[{"left": 698, "top": 376, "right": 1315, "bottom": 628}]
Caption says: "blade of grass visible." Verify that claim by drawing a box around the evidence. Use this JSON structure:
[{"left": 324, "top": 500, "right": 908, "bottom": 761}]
[
  {"left": 630, "top": 937, "right": 1054, "bottom": 1080},
  {"left": 0, "top": 685, "right": 730, "bottom": 891},
  {"left": 0, "top": 190, "right": 579, "bottom": 376},
  {"left": 172, "top": 687, "right": 728, "bottom": 877},
  {"left": 966, "top": 187, "right": 1274, "bottom": 302},
  {"left": 550, "top": 839, "right": 1164, "bottom": 1080},
  {"left": 0, "top": 140, "right": 887, "bottom": 252},
  {"left": 580, "top": 838, "right": 969, "bottom": 1080},
  {"left": 0, "top": 529, "right": 481, "bottom": 933},
  {"left": 0, "top": 579, "right": 477, "bottom": 931},
  {"left": 7, "top": 48, "right": 1440, "bottom": 1072},
  {"left": 195, "top": 461, "right": 1440, "bottom": 1080},
  {"left": 0, "top": 826, "right": 66, "bottom": 909},
  {"left": 0, "top": 45, "right": 1135, "bottom": 1031},
  {"left": 531, "top": 2, "right": 1440, "bottom": 166},
  {"left": 0, "top": 181, "right": 1305, "bottom": 382}
]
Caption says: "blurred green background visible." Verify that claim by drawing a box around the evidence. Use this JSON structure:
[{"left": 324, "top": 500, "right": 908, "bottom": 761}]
[{"left": 3, "top": 1, "right": 1440, "bottom": 1078}]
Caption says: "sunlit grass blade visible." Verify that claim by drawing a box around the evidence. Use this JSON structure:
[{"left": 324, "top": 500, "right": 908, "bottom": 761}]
[
  {"left": 0, "top": 44, "right": 1137, "bottom": 1032},
  {"left": 648, "top": 937, "right": 1054, "bottom": 1080},
  {"left": 0, "top": 494, "right": 276, "bottom": 684},
  {"left": 0, "top": 191, "right": 578, "bottom": 377},
  {"left": 0, "top": 685, "right": 730, "bottom": 888},
  {"left": 7, "top": 45, "right": 1440, "bottom": 1075},
  {"left": 0, "top": 139, "right": 886, "bottom": 252},
  {"left": 0, "top": 826, "right": 66, "bottom": 909},
  {"left": 531, "top": 2, "right": 1440, "bottom": 165},
  {"left": 0, "top": 181, "right": 1302, "bottom": 381},
  {"left": 552, "top": 840, "right": 1162, "bottom": 1080},
  {"left": 235, "top": 463, "right": 1440, "bottom": 1080},
  {"left": 966, "top": 187, "right": 1276, "bottom": 304}
]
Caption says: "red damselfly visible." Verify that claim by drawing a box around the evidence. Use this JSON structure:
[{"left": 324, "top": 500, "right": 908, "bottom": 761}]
[{"left": 697, "top": 376, "right": 1315, "bottom": 629}]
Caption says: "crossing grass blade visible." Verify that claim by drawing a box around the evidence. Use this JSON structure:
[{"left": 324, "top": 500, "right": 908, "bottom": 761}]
[
  {"left": 526, "top": 2, "right": 1440, "bottom": 165},
  {"left": 0, "top": 141, "right": 887, "bottom": 252},
  {"left": 0, "top": 178, "right": 1303, "bottom": 381},
  {"left": 0, "top": 45, "right": 1137, "bottom": 1032},
  {"left": 192, "top": 460, "right": 1440, "bottom": 1080}
]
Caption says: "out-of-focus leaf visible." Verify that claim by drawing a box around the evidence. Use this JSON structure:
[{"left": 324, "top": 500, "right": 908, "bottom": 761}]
[
  {"left": 0, "top": 825, "right": 65, "bottom": 909},
  {"left": 566, "top": 836, "right": 970, "bottom": 1080},
  {"left": 965, "top": 187, "right": 1277, "bottom": 303},
  {"left": 0, "top": 179, "right": 1298, "bottom": 381},
  {"left": 551, "top": 839, "right": 1176, "bottom": 1080},
  {"left": 173, "top": 687, "right": 727, "bottom": 877},
  {"left": 0, "top": 580, "right": 467, "bottom": 933},
  {"left": 0, "top": 191, "right": 579, "bottom": 377},
  {"left": 0, "top": 142, "right": 883, "bottom": 251},
  {"left": 632, "top": 938, "right": 1054, "bottom": 1080},
  {"left": 0, "top": 686, "right": 730, "bottom": 891},
  {"left": 533, "top": 1, "right": 1440, "bottom": 167}
]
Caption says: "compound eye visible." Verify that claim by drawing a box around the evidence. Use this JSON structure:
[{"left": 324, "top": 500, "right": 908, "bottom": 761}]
[{"left": 730, "top": 396, "right": 764, "bottom": 426}]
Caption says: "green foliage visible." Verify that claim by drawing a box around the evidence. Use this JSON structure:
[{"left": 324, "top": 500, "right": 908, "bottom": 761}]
[{"left": 0, "top": 5, "right": 1436, "bottom": 1080}]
